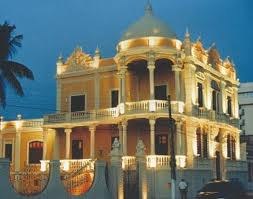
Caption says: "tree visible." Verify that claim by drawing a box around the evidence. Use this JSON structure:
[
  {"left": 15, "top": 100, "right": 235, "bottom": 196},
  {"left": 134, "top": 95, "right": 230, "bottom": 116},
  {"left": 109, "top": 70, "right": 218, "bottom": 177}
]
[{"left": 0, "top": 21, "right": 34, "bottom": 107}]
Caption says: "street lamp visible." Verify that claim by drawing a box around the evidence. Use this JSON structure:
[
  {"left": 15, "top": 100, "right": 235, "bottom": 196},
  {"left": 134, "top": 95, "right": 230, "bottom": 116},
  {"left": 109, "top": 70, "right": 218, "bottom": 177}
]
[{"left": 167, "top": 95, "right": 177, "bottom": 199}]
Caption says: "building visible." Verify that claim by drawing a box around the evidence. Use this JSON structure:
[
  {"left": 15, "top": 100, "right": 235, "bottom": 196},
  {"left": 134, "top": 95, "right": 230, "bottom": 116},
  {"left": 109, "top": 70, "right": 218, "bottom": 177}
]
[
  {"left": 239, "top": 82, "right": 253, "bottom": 184},
  {"left": 0, "top": 2, "right": 247, "bottom": 198}
]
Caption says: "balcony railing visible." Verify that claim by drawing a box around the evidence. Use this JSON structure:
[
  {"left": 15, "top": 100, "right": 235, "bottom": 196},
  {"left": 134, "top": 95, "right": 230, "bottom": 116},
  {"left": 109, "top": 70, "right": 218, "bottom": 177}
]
[
  {"left": 192, "top": 106, "right": 239, "bottom": 127},
  {"left": 44, "top": 100, "right": 185, "bottom": 124},
  {"left": 146, "top": 155, "right": 186, "bottom": 169},
  {"left": 226, "top": 160, "right": 247, "bottom": 171}
]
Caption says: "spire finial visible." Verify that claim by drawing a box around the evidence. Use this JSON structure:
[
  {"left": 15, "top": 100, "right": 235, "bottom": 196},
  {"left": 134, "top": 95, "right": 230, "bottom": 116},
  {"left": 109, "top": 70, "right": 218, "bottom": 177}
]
[
  {"left": 145, "top": 0, "right": 153, "bottom": 15},
  {"left": 185, "top": 27, "right": 190, "bottom": 38},
  {"left": 95, "top": 46, "right": 101, "bottom": 58}
]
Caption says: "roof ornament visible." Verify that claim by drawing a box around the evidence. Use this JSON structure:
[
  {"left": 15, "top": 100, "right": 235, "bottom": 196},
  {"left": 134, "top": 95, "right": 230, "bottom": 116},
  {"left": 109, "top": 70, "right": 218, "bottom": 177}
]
[
  {"left": 57, "top": 53, "right": 64, "bottom": 64},
  {"left": 94, "top": 46, "right": 101, "bottom": 58},
  {"left": 145, "top": 0, "right": 153, "bottom": 16},
  {"left": 185, "top": 27, "right": 190, "bottom": 38}
]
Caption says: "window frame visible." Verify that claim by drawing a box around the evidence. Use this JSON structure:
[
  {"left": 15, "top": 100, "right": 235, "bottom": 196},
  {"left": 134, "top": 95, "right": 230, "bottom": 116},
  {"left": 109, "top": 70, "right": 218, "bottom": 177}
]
[
  {"left": 69, "top": 93, "right": 86, "bottom": 112},
  {"left": 27, "top": 140, "right": 43, "bottom": 165},
  {"left": 3, "top": 139, "right": 14, "bottom": 162}
]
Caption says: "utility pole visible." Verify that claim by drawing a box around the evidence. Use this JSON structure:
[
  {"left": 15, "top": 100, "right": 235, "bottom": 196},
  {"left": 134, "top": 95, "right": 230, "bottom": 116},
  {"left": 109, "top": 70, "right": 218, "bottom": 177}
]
[{"left": 167, "top": 95, "right": 176, "bottom": 199}]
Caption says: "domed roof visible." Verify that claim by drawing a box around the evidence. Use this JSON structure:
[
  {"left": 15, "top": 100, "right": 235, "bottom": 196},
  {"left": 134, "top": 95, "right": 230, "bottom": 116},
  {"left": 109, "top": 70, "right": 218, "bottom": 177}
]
[{"left": 120, "top": 3, "right": 177, "bottom": 42}]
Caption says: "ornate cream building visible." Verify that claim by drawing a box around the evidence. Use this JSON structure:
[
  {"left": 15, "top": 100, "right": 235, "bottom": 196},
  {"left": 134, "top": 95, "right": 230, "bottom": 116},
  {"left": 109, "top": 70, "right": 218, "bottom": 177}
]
[{"left": 0, "top": 2, "right": 247, "bottom": 199}]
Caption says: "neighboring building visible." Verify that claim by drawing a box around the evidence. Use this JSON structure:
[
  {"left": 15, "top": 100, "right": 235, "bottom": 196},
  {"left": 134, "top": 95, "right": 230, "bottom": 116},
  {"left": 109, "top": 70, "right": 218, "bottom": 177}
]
[
  {"left": 239, "top": 82, "right": 253, "bottom": 183},
  {"left": 0, "top": 2, "right": 247, "bottom": 198}
]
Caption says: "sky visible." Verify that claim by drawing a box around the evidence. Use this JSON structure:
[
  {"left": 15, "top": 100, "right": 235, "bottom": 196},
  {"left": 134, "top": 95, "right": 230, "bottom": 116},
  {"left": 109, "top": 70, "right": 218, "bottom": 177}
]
[{"left": 0, "top": 0, "right": 252, "bottom": 120}]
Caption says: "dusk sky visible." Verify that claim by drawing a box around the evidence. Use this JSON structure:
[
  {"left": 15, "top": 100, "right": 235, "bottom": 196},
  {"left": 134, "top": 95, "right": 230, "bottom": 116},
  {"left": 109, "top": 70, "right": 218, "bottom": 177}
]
[{"left": 0, "top": 0, "right": 252, "bottom": 120}]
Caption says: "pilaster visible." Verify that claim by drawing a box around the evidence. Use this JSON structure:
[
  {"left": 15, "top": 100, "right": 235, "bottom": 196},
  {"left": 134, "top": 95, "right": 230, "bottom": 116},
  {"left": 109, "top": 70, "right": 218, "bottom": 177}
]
[
  {"left": 43, "top": 128, "right": 48, "bottom": 160},
  {"left": 64, "top": 128, "right": 72, "bottom": 159},
  {"left": 122, "top": 120, "right": 128, "bottom": 155},
  {"left": 89, "top": 126, "right": 96, "bottom": 159},
  {"left": 172, "top": 65, "right": 182, "bottom": 101}
]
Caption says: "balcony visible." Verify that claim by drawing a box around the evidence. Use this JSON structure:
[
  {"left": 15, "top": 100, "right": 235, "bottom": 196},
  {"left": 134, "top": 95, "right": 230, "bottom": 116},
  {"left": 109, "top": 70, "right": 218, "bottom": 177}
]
[
  {"left": 44, "top": 100, "right": 185, "bottom": 125},
  {"left": 192, "top": 106, "right": 239, "bottom": 128}
]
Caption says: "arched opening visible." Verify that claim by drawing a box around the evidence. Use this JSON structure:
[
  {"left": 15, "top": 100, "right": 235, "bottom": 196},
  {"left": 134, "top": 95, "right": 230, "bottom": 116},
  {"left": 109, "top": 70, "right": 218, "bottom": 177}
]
[
  {"left": 215, "top": 151, "right": 221, "bottom": 180},
  {"left": 29, "top": 141, "right": 43, "bottom": 164},
  {"left": 197, "top": 82, "right": 204, "bottom": 107},
  {"left": 196, "top": 127, "right": 202, "bottom": 156},
  {"left": 154, "top": 59, "right": 173, "bottom": 100}
]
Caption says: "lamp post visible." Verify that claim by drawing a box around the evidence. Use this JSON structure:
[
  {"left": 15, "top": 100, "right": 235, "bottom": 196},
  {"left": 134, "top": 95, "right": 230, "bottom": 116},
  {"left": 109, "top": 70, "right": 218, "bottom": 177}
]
[{"left": 168, "top": 95, "right": 176, "bottom": 199}]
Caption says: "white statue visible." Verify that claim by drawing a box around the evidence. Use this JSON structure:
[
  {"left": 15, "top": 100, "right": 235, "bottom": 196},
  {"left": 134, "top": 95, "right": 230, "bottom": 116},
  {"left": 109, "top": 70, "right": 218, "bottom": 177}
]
[
  {"left": 111, "top": 137, "right": 121, "bottom": 155},
  {"left": 136, "top": 139, "right": 145, "bottom": 155}
]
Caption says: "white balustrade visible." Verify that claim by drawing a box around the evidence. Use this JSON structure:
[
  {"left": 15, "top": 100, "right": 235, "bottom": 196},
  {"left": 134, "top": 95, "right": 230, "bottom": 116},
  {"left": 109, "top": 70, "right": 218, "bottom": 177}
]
[
  {"left": 146, "top": 155, "right": 186, "bottom": 169},
  {"left": 71, "top": 111, "right": 91, "bottom": 121},
  {"left": 40, "top": 159, "right": 94, "bottom": 172},
  {"left": 16, "top": 119, "right": 43, "bottom": 128},
  {"left": 122, "top": 156, "right": 136, "bottom": 170}
]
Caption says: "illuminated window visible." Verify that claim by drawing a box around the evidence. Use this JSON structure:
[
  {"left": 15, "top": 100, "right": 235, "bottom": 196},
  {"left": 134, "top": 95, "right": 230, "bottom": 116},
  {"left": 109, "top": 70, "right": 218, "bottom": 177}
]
[
  {"left": 71, "top": 95, "right": 85, "bottom": 112},
  {"left": 4, "top": 143, "right": 12, "bottom": 162},
  {"left": 29, "top": 141, "right": 43, "bottom": 164},
  {"left": 72, "top": 140, "right": 83, "bottom": 159}
]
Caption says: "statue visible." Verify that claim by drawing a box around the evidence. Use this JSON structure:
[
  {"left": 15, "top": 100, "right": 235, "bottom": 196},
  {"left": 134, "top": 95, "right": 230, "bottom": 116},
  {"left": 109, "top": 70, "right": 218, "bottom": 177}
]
[
  {"left": 136, "top": 139, "right": 145, "bottom": 156},
  {"left": 111, "top": 137, "right": 121, "bottom": 155}
]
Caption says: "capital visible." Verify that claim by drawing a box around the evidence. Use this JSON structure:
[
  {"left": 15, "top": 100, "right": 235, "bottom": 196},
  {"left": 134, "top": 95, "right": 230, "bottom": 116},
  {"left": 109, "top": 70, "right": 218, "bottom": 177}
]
[
  {"left": 172, "top": 64, "right": 182, "bottom": 72},
  {"left": 64, "top": 128, "right": 72, "bottom": 134}
]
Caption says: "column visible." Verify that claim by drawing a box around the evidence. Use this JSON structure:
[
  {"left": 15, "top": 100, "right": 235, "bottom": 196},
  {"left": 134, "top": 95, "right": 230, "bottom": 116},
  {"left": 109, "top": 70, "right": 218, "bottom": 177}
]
[
  {"left": 149, "top": 119, "right": 156, "bottom": 155},
  {"left": 122, "top": 121, "right": 128, "bottom": 155},
  {"left": 56, "top": 78, "right": 61, "bottom": 113},
  {"left": 176, "top": 121, "right": 185, "bottom": 155},
  {"left": 205, "top": 73, "right": 211, "bottom": 109},
  {"left": 94, "top": 71, "right": 100, "bottom": 110},
  {"left": 172, "top": 65, "right": 182, "bottom": 101},
  {"left": 233, "top": 87, "right": 239, "bottom": 118},
  {"left": 43, "top": 129, "right": 48, "bottom": 160},
  {"left": 51, "top": 129, "right": 59, "bottom": 160},
  {"left": 64, "top": 128, "right": 72, "bottom": 159},
  {"left": 89, "top": 126, "right": 96, "bottom": 159},
  {"left": 14, "top": 130, "right": 21, "bottom": 171},
  {"left": 220, "top": 81, "right": 226, "bottom": 113},
  {"left": 147, "top": 52, "right": 156, "bottom": 100},
  {"left": 118, "top": 66, "right": 127, "bottom": 114},
  {"left": 118, "top": 124, "right": 123, "bottom": 153},
  {"left": 184, "top": 60, "right": 196, "bottom": 113}
]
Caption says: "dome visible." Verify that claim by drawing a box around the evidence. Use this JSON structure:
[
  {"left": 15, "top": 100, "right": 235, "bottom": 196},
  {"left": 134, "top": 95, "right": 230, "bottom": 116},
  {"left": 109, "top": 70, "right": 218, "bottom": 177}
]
[{"left": 120, "top": 3, "right": 177, "bottom": 42}]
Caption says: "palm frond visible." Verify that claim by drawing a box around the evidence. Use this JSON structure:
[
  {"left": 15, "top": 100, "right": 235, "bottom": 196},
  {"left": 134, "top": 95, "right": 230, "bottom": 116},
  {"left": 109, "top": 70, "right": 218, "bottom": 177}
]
[
  {"left": 0, "top": 75, "right": 6, "bottom": 107},
  {"left": 2, "top": 61, "right": 34, "bottom": 80},
  {"left": 1, "top": 64, "right": 24, "bottom": 96}
]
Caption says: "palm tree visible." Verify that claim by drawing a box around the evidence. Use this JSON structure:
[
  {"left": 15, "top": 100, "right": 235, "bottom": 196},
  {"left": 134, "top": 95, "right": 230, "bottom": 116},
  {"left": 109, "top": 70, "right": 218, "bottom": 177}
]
[{"left": 0, "top": 21, "right": 34, "bottom": 107}]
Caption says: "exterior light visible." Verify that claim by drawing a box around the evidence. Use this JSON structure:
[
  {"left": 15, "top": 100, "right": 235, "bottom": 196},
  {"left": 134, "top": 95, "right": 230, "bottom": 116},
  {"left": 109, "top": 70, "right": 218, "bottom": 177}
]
[
  {"left": 176, "top": 155, "right": 186, "bottom": 168},
  {"left": 61, "top": 160, "right": 70, "bottom": 171},
  {"left": 40, "top": 160, "right": 49, "bottom": 172}
]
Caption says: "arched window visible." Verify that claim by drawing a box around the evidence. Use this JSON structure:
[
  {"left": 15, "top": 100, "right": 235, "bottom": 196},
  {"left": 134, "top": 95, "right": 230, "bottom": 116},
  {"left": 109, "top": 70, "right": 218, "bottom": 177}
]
[
  {"left": 211, "top": 80, "right": 220, "bottom": 112},
  {"left": 196, "top": 128, "right": 202, "bottom": 156},
  {"left": 231, "top": 137, "right": 236, "bottom": 160},
  {"left": 29, "top": 141, "right": 43, "bottom": 164},
  {"left": 227, "top": 96, "right": 232, "bottom": 116},
  {"left": 197, "top": 82, "right": 204, "bottom": 107},
  {"left": 227, "top": 134, "right": 231, "bottom": 158},
  {"left": 227, "top": 134, "right": 236, "bottom": 160},
  {"left": 202, "top": 132, "right": 208, "bottom": 158}
]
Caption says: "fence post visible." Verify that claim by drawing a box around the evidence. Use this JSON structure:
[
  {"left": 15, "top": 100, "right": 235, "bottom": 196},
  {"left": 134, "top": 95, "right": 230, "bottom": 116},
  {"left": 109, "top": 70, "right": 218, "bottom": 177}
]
[
  {"left": 136, "top": 139, "right": 148, "bottom": 199},
  {"left": 0, "top": 158, "right": 18, "bottom": 198},
  {"left": 110, "top": 138, "right": 124, "bottom": 199}
]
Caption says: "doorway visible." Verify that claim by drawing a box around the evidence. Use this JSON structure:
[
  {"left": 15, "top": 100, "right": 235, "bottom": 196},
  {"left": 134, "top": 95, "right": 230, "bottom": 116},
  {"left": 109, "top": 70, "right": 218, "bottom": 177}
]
[
  {"left": 155, "top": 134, "right": 168, "bottom": 155},
  {"left": 72, "top": 140, "right": 83, "bottom": 159}
]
